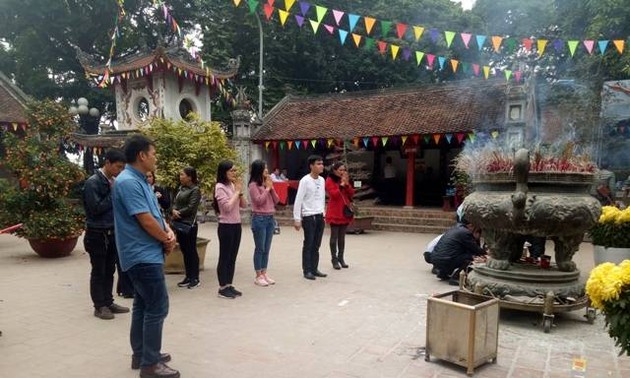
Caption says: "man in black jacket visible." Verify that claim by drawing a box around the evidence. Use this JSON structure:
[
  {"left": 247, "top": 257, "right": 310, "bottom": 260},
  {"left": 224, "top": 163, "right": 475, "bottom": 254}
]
[
  {"left": 83, "top": 149, "right": 130, "bottom": 320},
  {"left": 431, "top": 219, "right": 485, "bottom": 284}
]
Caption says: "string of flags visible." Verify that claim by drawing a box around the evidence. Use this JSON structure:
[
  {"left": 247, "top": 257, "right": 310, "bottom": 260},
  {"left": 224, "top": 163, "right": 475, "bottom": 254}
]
[
  {"left": 97, "top": 0, "right": 127, "bottom": 88},
  {"left": 0, "top": 122, "right": 28, "bottom": 132}
]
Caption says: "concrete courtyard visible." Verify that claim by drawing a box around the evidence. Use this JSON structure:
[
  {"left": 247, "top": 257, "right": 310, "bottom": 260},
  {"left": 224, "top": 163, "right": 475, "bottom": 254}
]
[{"left": 0, "top": 223, "right": 628, "bottom": 378}]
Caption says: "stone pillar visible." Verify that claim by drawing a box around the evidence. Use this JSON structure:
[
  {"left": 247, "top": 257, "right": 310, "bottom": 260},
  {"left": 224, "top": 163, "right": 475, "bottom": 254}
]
[{"left": 405, "top": 148, "right": 416, "bottom": 208}]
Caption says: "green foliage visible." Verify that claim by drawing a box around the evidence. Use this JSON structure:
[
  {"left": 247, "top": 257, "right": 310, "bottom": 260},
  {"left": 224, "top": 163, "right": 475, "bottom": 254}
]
[
  {"left": 0, "top": 100, "right": 86, "bottom": 239},
  {"left": 140, "top": 115, "right": 238, "bottom": 196},
  {"left": 590, "top": 222, "right": 630, "bottom": 248},
  {"left": 603, "top": 290, "right": 630, "bottom": 356}
]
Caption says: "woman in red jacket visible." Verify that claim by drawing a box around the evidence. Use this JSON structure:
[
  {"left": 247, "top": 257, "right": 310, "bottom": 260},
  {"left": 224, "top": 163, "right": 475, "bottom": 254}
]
[{"left": 325, "top": 162, "right": 355, "bottom": 270}]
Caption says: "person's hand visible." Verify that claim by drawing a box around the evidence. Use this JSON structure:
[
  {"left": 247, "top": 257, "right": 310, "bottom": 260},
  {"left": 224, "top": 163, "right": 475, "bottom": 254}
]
[
  {"left": 163, "top": 233, "right": 176, "bottom": 255},
  {"left": 172, "top": 209, "right": 181, "bottom": 219},
  {"left": 264, "top": 176, "right": 273, "bottom": 190},
  {"left": 294, "top": 220, "right": 301, "bottom": 231},
  {"left": 234, "top": 180, "right": 243, "bottom": 194},
  {"left": 473, "top": 255, "right": 487, "bottom": 263},
  {"left": 155, "top": 192, "right": 162, "bottom": 199},
  {"left": 341, "top": 172, "right": 350, "bottom": 186}
]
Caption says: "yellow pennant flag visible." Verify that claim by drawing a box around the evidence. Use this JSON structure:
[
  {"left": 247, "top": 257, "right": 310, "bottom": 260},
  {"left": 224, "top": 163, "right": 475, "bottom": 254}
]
[
  {"left": 285, "top": 0, "right": 295, "bottom": 11},
  {"left": 450, "top": 59, "right": 459, "bottom": 73},
  {"left": 415, "top": 51, "right": 425, "bottom": 66},
  {"left": 310, "top": 139, "right": 317, "bottom": 148},
  {"left": 352, "top": 33, "right": 362, "bottom": 47},
  {"left": 537, "top": 39, "right": 548, "bottom": 57},
  {"left": 491, "top": 36, "right": 503, "bottom": 52},
  {"left": 12, "top": 122, "right": 18, "bottom": 131},
  {"left": 278, "top": 9, "right": 289, "bottom": 26},
  {"left": 483, "top": 66, "right": 490, "bottom": 79},
  {"left": 614, "top": 40, "right": 625, "bottom": 54},
  {"left": 381, "top": 137, "right": 388, "bottom": 146},
  {"left": 364, "top": 17, "right": 376, "bottom": 35},
  {"left": 327, "top": 138, "right": 334, "bottom": 147},
  {"left": 264, "top": 141, "right": 270, "bottom": 150},
  {"left": 401, "top": 135, "right": 408, "bottom": 145},
  {"left": 391, "top": 44, "right": 400, "bottom": 60},
  {"left": 491, "top": 130, "right": 499, "bottom": 139},
  {"left": 413, "top": 26, "right": 424, "bottom": 41},
  {"left": 233, "top": 0, "right": 241, "bottom": 6},
  {"left": 309, "top": 20, "right": 320, "bottom": 34}
]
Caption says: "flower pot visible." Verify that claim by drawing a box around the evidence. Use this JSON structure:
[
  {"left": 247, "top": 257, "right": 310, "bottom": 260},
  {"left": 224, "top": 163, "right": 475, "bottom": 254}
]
[
  {"left": 27, "top": 236, "right": 79, "bottom": 258},
  {"left": 593, "top": 245, "right": 630, "bottom": 266},
  {"left": 164, "top": 237, "right": 210, "bottom": 274},
  {"left": 346, "top": 216, "right": 374, "bottom": 234}
]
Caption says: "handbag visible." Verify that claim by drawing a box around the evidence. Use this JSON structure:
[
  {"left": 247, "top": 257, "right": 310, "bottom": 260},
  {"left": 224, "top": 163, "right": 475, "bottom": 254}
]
[
  {"left": 171, "top": 220, "right": 193, "bottom": 234},
  {"left": 341, "top": 190, "right": 355, "bottom": 218}
]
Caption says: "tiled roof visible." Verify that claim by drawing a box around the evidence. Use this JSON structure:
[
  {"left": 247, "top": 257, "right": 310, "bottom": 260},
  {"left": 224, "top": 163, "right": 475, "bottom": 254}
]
[
  {"left": 254, "top": 79, "right": 508, "bottom": 141},
  {"left": 0, "top": 72, "right": 29, "bottom": 123}
]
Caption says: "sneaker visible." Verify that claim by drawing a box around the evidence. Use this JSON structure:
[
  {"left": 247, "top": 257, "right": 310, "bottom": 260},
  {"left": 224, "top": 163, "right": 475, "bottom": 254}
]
[
  {"left": 109, "top": 303, "right": 130, "bottom": 314},
  {"left": 217, "top": 287, "right": 236, "bottom": 299},
  {"left": 94, "top": 306, "right": 114, "bottom": 320},
  {"left": 263, "top": 273, "right": 275, "bottom": 285},
  {"left": 187, "top": 279, "right": 201, "bottom": 289},
  {"left": 254, "top": 276, "right": 269, "bottom": 286},
  {"left": 229, "top": 286, "right": 242, "bottom": 296},
  {"left": 177, "top": 278, "right": 190, "bottom": 288}
]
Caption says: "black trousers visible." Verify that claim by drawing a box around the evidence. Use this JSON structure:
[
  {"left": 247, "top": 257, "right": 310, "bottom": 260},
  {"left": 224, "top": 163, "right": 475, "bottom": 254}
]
[
  {"left": 329, "top": 224, "right": 348, "bottom": 258},
  {"left": 84, "top": 228, "right": 117, "bottom": 308},
  {"left": 217, "top": 223, "right": 241, "bottom": 286},
  {"left": 434, "top": 254, "right": 472, "bottom": 280},
  {"left": 175, "top": 223, "right": 199, "bottom": 281},
  {"left": 301, "top": 214, "right": 325, "bottom": 274}
]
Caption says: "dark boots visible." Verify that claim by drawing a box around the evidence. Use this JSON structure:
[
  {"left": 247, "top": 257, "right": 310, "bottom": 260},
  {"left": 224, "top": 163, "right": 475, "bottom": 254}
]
[
  {"left": 331, "top": 257, "right": 341, "bottom": 270},
  {"left": 338, "top": 252, "right": 349, "bottom": 268}
]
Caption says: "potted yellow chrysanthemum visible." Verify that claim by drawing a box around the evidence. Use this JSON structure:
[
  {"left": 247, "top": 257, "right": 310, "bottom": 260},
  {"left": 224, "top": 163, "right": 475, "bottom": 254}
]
[
  {"left": 590, "top": 206, "right": 630, "bottom": 265},
  {"left": 585, "top": 261, "right": 630, "bottom": 356}
]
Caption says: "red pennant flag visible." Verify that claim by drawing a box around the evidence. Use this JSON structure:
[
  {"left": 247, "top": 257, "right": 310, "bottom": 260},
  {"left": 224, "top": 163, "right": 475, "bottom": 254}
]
[
  {"left": 412, "top": 134, "right": 420, "bottom": 145},
  {"left": 456, "top": 133, "right": 465, "bottom": 144},
  {"left": 433, "top": 134, "right": 441, "bottom": 144},
  {"left": 396, "top": 23, "right": 408, "bottom": 39},
  {"left": 377, "top": 41, "right": 388, "bottom": 54},
  {"left": 267, "top": 0, "right": 275, "bottom": 5},
  {"left": 472, "top": 64, "right": 480, "bottom": 76},
  {"left": 522, "top": 38, "right": 533, "bottom": 51},
  {"left": 371, "top": 136, "right": 379, "bottom": 146},
  {"left": 272, "top": 141, "right": 278, "bottom": 149},
  {"left": 303, "top": 139, "right": 309, "bottom": 148},
  {"left": 263, "top": 4, "right": 274, "bottom": 20}
]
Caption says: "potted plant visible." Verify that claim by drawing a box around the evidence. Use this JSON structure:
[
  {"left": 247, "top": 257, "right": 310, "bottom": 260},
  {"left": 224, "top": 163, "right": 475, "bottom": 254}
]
[
  {"left": 585, "top": 261, "right": 630, "bottom": 356},
  {"left": 590, "top": 206, "right": 630, "bottom": 265},
  {"left": 0, "top": 100, "right": 85, "bottom": 257}
]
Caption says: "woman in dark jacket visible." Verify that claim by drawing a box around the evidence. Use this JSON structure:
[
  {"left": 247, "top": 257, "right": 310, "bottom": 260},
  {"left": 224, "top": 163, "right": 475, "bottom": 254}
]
[
  {"left": 172, "top": 167, "right": 202, "bottom": 289},
  {"left": 325, "top": 162, "right": 355, "bottom": 270}
]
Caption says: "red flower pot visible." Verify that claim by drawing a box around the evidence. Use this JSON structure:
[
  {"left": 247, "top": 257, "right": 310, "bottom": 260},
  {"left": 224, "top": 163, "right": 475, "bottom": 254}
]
[{"left": 27, "top": 236, "right": 79, "bottom": 258}]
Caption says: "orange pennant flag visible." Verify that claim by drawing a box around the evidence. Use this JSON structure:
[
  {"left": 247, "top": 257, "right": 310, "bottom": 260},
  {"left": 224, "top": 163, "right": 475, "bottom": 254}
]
[
  {"left": 433, "top": 134, "right": 441, "bottom": 144},
  {"left": 287, "top": 140, "right": 294, "bottom": 150},
  {"left": 412, "top": 26, "right": 424, "bottom": 41},
  {"left": 450, "top": 59, "right": 459, "bottom": 73},
  {"left": 353, "top": 137, "right": 359, "bottom": 147},
  {"left": 364, "top": 17, "right": 376, "bottom": 35},
  {"left": 352, "top": 33, "right": 362, "bottom": 47},
  {"left": 491, "top": 36, "right": 503, "bottom": 52},
  {"left": 613, "top": 40, "right": 625, "bottom": 54}
]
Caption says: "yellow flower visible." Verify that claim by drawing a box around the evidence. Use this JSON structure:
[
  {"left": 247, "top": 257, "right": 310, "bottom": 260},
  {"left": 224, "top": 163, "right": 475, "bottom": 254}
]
[
  {"left": 586, "top": 262, "right": 629, "bottom": 310},
  {"left": 599, "top": 206, "right": 621, "bottom": 224}
]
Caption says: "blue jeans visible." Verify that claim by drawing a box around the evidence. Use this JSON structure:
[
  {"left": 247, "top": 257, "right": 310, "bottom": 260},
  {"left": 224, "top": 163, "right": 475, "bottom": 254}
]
[
  {"left": 126, "top": 263, "right": 169, "bottom": 368},
  {"left": 251, "top": 215, "right": 275, "bottom": 271}
]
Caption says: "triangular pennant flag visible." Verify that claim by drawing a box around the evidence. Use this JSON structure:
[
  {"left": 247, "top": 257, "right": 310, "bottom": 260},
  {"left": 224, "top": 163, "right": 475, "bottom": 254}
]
[
  {"left": 272, "top": 141, "right": 278, "bottom": 149},
  {"left": 332, "top": 9, "right": 344, "bottom": 25},
  {"left": 364, "top": 37, "right": 374, "bottom": 50},
  {"left": 299, "top": 1, "right": 310, "bottom": 16},
  {"left": 423, "top": 135, "right": 430, "bottom": 144},
  {"left": 537, "top": 39, "right": 548, "bottom": 56},
  {"left": 462, "top": 62, "right": 470, "bottom": 74},
  {"left": 514, "top": 71, "right": 522, "bottom": 82},
  {"left": 295, "top": 14, "right": 305, "bottom": 27},
  {"left": 505, "top": 38, "right": 517, "bottom": 52},
  {"left": 324, "top": 24, "right": 334, "bottom": 34},
  {"left": 315, "top": 5, "right": 327, "bottom": 22},
  {"left": 598, "top": 40, "right": 609, "bottom": 55},
  {"left": 476, "top": 35, "right": 486, "bottom": 51},
  {"left": 279, "top": 141, "right": 286, "bottom": 150},
  {"left": 415, "top": 51, "right": 425, "bottom": 66},
  {"left": 504, "top": 70, "right": 512, "bottom": 81},
  {"left": 302, "top": 140, "right": 309, "bottom": 148},
  {"left": 433, "top": 134, "right": 441, "bottom": 144},
  {"left": 362, "top": 137, "right": 369, "bottom": 147},
  {"left": 309, "top": 19, "right": 320, "bottom": 34},
  {"left": 363, "top": 16, "right": 376, "bottom": 35},
  {"left": 267, "top": 0, "right": 274, "bottom": 6},
  {"left": 568, "top": 40, "right": 578, "bottom": 57},
  {"left": 338, "top": 29, "right": 348, "bottom": 45},
  {"left": 401, "top": 135, "right": 408, "bottom": 145},
  {"left": 263, "top": 4, "right": 274, "bottom": 20},
  {"left": 233, "top": 0, "right": 242, "bottom": 6},
  {"left": 377, "top": 41, "right": 388, "bottom": 54},
  {"left": 412, "top": 26, "right": 424, "bottom": 41},
  {"left": 468, "top": 133, "right": 476, "bottom": 143},
  {"left": 460, "top": 32, "right": 472, "bottom": 48},
  {"left": 285, "top": 0, "right": 295, "bottom": 11},
  {"left": 491, "top": 35, "right": 503, "bottom": 52},
  {"left": 396, "top": 23, "right": 408, "bottom": 39},
  {"left": 491, "top": 130, "right": 500, "bottom": 139},
  {"left": 371, "top": 136, "right": 379, "bottom": 146},
  {"left": 522, "top": 38, "right": 533, "bottom": 51},
  {"left": 352, "top": 33, "right": 362, "bottom": 47},
  {"left": 483, "top": 66, "right": 490, "bottom": 79},
  {"left": 390, "top": 45, "right": 400, "bottom": 59},
  {"left": 264, "top": 141, "right": 271, "bottom": 149},
  {"left": 412, "top": 135, "right": 420, "bottom": 145},
  {"left": 472, "top": 64, "right": 480, "bottom": 76},
  {"left": 381, "top": 137, "right": 388, "bottom": 146},
  {"left": 402, "top": 48, "right": 411, "bottom": 61},
  {"left": 288, "top": 141, "right": 294, "bottom": 150},
  {"left": 352, "top": 138, "right": 359, "bottom": 147},
  {"left": 429, "top": 28, "right": 439, "bottom": 43},
  {"left": 583, "top": 40, "right": 595, "bottom": 54},
  {"left": 327, "top": 138, "right": 334, "bottom": 147},
  {"left": 613, "top": 40, "right": 625, "bottom": 54},
  {"left": 450, "top": 59, "right": 459, "bottom": 73},
  {"left": 295, "top": 140, "right": 301, "bottom": 149},
  {"left": 247, "top": 0, "right": 259, "bottom": 14},
  {"left": 381, "top": 21, "right": 392, "bottom": 37},
  {"left": 426, "top": 54, "right": 435, "bottom": 69},
  {"left": 445, "top": 134, "right": 453, "bottom": 144},
  {"left": 438, "top": 56, "right": 446, "bottom": 70},
  {"left": 456, "top": 133, "right": 465, "bottom": 143},
  {"left": 553, "top": 39, "right": 564, "bottom": 52},
  {"left": 310, "top": 139, "right": 317, "bottom": 148},
  {"left": 348, "top": 13, "right": 360, "bottom": 32},
  {"left": 444, "top": 31, "right": 455, "bottom": 48}
]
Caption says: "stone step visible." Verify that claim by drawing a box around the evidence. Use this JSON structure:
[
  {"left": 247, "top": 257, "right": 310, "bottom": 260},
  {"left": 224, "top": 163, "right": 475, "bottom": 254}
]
[{"left": 372, "top": 222, "right": 449, "bottom": 234}]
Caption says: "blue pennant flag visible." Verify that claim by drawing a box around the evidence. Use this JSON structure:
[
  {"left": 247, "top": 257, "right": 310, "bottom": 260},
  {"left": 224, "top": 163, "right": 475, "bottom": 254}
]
[
  {"left": 338, "top": 29, "right": 348, "bottom": 45},
  {"left": 476, "top": 35, "right": 487, "bottom": 51},
  {"left": 348, "top": 14, "right": 360, "bottom": 32}
]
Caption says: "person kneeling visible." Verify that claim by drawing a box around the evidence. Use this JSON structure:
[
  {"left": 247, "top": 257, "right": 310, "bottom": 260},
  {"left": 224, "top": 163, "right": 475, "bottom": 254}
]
[{"left": 430, "top": 219, "right": 485, "bottom": 285}]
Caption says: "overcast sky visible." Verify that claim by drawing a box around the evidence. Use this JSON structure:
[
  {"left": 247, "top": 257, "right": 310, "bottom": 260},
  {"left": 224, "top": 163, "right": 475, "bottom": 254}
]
[{"left": 453, "top": 0, "right": 476, "bottom": 10}]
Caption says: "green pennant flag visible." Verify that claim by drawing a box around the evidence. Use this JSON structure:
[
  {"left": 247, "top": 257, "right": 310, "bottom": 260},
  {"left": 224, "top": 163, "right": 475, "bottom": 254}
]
[
  {"left": 364, "top": 37, "right": 375, "bottom": 51},
  {"left": 381, "top": 20, "right": 392, "bottom": 37},
  {"left": 462, "top": 62, "right": 470, "bottom": 74},
  {"left": 423, "top": 135, "right": 430, "bottom": 144},
  {"left": 505, "top": 38, "right": 517, "bottom": 53},
  {"left": 444, "top": 31, "right": 455, "bottom": 48},
  {"left": 309, "top": 19, "right": 320, "bottom": 34},
  {"left": 315, "top": 5, "right": 327, "bottom": 22},
  {"left": 415, "top": 51, "right": 425, "bottom": 66},
  {"left": 504, "top": 70, "right": 512, "bottom": 81},
  {"left": 568, "top": 40, "right": 579, "bottom": 57},
  {"left": 247, "top": 0, "right": 258, "bottom": 14}
]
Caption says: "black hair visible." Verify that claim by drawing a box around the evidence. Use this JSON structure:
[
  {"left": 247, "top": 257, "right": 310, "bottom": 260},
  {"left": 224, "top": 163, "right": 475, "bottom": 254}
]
[
  {"left": 212, "top": 160, "right": 234, "bottom": 214},
  {"left": 104, "top": 148, "right": 125, "bottom": 164},
  {"left": 182, "top": 166, "right": 198, "bottom": 185},
  {"left": 329, "top": 161, "right": 345, "bottom": 183},
  {"left": 123, "top": 134, "right": 155, "bottom": 163},
  {"left": 307, "top": 154, "right": 323, "bottom": 168},
  {"left": 249, "top": 159, "right": 265, "bottom": 186}
]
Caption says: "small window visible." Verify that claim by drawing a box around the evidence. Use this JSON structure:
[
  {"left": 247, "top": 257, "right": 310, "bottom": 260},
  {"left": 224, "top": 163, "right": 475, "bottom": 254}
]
[
  {"left": 137, "top": 98, "right": 150, "bottom": 122},
  {"left": 509, "top": 104, "right": 522, "bottom": 121},
  {"left": 179, "top": 99, "right": 194, "bottom": 119}
]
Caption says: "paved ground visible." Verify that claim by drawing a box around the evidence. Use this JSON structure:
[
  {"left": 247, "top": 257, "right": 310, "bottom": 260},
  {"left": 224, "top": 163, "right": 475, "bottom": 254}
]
[{"left": 1, "top": 223, "right": 628, "bottom": 378}]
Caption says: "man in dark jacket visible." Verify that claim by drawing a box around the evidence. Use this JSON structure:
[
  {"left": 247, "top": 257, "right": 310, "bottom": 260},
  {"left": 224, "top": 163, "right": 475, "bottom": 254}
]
[
  {"left": 431, "top": 219, "right": 485, "bottom": 283},
  {"left": 83, "top": 149, "right": 130, "bottom": 320}
]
